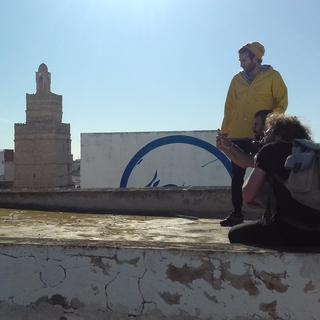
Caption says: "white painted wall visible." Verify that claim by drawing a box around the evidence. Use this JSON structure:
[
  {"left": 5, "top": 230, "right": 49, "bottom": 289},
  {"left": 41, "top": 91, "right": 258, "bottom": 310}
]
[{"left": 81, "top": 130, "right": 232, "bottom": 189}]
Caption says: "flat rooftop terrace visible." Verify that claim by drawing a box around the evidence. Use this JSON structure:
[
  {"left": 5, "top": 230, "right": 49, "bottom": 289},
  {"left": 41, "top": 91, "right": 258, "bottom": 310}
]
[
  {"left": 0, "top": 208, "right": 232, "bottom": 250},
  {"left": 1, "top": 208, "right": 320, "bottom": 319}
]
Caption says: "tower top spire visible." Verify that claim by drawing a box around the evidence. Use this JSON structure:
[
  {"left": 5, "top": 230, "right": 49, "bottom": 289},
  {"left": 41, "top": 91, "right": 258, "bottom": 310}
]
[
  {"left": 38, "top": 63, "right": 48, "bottom": 72},
  {"left": 36, "top": 63, "right": 51, "bottom": 94}
]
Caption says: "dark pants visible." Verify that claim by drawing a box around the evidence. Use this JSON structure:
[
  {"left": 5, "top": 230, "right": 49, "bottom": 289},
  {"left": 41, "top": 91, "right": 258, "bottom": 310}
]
[
  {"left": 229, "top": 220, "right": 320, "bottom": 247},
  {"left": 231, "top": 139, "right": 253, "bottom": 216}
]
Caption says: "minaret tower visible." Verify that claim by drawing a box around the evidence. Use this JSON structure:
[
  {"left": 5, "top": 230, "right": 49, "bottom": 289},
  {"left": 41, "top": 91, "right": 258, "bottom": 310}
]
[{"left": 14, "top": 64, "right": 73, "bottom": 189}]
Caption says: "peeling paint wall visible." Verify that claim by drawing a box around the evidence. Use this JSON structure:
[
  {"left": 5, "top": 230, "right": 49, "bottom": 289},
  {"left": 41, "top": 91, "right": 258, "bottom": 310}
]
[{"left": 0, "top": 244, "right": 320, "bottom": 319}]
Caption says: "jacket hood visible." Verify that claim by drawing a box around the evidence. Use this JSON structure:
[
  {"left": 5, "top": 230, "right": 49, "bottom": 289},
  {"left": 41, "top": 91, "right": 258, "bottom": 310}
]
[{"left": 240, "top": 65, "right": 273, "bottom": 83}]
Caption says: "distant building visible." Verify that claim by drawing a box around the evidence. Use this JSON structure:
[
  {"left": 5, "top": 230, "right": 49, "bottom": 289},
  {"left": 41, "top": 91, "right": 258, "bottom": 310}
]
[
  {"left": 0, "top": 149, "right": 14, "bottom": 181},
  {"left": 71, "top": 159, "right": 81, "bottom": 187},
  {"left": 14, "top": 64, "right": 73, "bottom": 189}
]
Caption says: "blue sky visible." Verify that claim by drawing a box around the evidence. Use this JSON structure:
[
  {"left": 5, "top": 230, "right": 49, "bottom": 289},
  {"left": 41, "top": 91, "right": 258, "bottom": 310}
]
[{"left": 1, "top": 0, "right": 319, "bottom": 159}]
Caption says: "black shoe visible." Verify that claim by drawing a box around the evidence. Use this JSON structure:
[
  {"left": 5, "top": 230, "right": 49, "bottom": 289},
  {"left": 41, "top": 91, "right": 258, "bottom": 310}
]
[{"left": 220, "top": 213, "right": 244, "bottom": 227}]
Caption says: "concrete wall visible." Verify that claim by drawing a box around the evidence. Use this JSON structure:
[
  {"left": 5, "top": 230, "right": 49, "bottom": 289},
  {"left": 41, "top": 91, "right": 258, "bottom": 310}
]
[
  {"left": 0, "top": 188, "right": 235, "bottom": 218},
  {"left": 0, "top": 241, "right": 319, "bottom": 319},
  {"left": 81, "top": 130, "right": 232, "bottom": 189}
]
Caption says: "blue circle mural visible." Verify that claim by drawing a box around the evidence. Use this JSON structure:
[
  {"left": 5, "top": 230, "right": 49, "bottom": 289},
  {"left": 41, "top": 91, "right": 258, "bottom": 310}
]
[{"left": 119, "top": 135, "right": 232, "bottom": 188}]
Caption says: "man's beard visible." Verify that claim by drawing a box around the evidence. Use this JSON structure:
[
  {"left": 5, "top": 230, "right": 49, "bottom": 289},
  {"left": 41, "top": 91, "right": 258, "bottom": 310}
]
[{"left": 244, "top": 62, "right": 256, "bottom": 73}]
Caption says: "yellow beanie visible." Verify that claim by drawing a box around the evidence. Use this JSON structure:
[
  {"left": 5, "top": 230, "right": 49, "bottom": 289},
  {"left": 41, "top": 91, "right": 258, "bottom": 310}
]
[{"left": 240, "top": 42, "right": 265, "bottom": 60}]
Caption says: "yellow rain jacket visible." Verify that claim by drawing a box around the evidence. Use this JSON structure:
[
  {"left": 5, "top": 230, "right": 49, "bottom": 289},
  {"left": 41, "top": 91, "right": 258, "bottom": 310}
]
[{"left": 221, "top": 66, "right": 288, "bottom": 139}]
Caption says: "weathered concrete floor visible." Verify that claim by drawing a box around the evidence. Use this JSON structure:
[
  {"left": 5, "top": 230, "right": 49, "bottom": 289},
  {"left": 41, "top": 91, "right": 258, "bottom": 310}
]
[{"left": 0, "top": 208, "right": 231, "bottom": 247}]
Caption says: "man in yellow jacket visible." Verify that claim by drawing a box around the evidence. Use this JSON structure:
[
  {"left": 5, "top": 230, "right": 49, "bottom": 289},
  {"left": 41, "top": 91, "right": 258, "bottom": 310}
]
[{"left": 220, "top": 41, "right": 288, "bottom": 226}]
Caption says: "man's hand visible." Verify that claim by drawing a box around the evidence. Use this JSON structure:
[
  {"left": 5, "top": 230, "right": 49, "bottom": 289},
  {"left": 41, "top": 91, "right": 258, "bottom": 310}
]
[{"left": 216, "top": 131, "right": 232, "bottom": 151}]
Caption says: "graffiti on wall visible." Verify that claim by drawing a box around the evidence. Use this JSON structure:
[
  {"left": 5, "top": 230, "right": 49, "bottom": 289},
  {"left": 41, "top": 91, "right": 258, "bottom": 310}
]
[{"left": 119, "top": 135, "right": 231, "bottom": 188}]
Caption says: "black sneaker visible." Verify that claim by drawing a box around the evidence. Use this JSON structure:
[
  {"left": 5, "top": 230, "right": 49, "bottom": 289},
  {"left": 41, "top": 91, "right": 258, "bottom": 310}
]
[{"left": 220, "top": 214, "right": 244, "bottom": 227}]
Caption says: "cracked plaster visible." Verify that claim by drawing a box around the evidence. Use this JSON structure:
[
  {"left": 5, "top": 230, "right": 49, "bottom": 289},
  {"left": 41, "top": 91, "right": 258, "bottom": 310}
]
[{"left": 1, "top": 211, "right": 320, "bottom": 319}]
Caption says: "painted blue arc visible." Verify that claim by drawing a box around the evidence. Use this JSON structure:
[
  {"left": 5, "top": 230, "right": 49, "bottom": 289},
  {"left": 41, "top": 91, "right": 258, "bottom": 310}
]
[{"left": 120, "top": 135, "right": 232, "bottom": 188}]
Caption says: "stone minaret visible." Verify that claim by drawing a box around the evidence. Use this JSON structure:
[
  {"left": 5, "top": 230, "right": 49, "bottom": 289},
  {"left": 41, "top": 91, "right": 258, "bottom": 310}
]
[{"left": 14, "top": 64, "right": 73, "bottom": 189}]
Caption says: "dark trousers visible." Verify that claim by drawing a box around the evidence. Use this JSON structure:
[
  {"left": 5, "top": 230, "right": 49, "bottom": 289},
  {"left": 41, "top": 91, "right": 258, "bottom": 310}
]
[
  {"left": 229, "top": 220, "right": 320, "bottom": 247},
  {"left": 231, "top": 139, "right": 253, "bottom": 216}
]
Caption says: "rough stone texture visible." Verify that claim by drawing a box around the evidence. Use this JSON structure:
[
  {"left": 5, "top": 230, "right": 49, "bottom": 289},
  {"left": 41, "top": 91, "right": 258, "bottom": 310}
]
[
  {"left": 14, "top": 64, "right": 72, "bottom": 189},
  {"left": 0, "top": 209, "right": 320, "bottom": 319}
]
